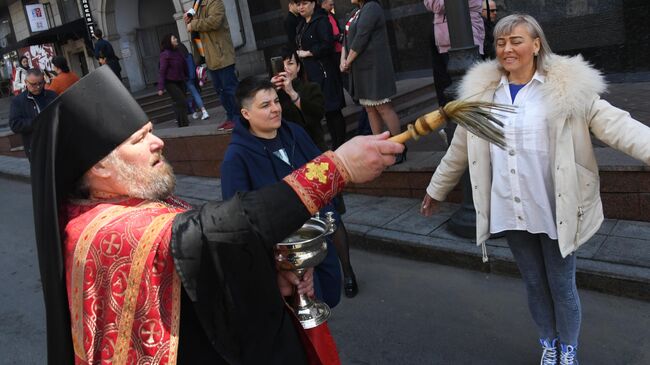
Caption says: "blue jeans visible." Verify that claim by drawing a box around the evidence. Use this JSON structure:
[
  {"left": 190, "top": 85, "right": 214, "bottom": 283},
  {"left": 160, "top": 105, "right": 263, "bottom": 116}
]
[
  {"left": 314, "top": 237, "right": 342, "bottom": 308},
  {"left": 186, "top": 80, "right": 204, "bottom": 110},
  {"left": 208, "top": 64, "right": 239, "bottom": 121},
  {"left": 506, "top": 231, "right": 581, "bottom": 346}
]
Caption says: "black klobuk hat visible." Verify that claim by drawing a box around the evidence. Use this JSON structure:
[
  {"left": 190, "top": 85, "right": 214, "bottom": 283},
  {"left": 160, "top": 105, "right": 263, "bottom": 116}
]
[{"left": 29, "top": 65, "right": 149, "bottom": 363}]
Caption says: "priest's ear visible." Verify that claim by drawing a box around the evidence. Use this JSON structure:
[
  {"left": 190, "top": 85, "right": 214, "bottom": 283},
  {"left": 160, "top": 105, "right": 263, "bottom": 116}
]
[{"left": 88, "top": 157, "right": 114, "bottom": 180}]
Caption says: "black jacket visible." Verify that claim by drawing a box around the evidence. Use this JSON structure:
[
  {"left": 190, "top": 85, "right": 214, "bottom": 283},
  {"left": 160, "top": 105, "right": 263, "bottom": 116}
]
[
  {"left": 296, "top": 8, "right": 345, "bottom": 111},
  {"left": 9, "top": 89, "right": 58, "bottom": 159},
  {"left": 279, "top": 80, "right": 327, "bottom": 151},
  {"left": 172, "top": 183, "right": 312, "bottom": 364}
]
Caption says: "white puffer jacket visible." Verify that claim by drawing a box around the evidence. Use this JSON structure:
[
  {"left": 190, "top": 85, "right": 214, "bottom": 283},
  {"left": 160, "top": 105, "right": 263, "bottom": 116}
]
[{"left": 426, "top": 54, "right": 650, "bottom": 258}]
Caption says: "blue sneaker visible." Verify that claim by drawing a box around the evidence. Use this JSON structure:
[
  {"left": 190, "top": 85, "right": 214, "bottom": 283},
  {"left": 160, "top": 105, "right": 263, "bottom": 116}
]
[
  {"left": 540, "top": 338, "right": 558, "bottom": 365},
  {"left": 560, "top": 343, "right": 578, "bottom": 365}
]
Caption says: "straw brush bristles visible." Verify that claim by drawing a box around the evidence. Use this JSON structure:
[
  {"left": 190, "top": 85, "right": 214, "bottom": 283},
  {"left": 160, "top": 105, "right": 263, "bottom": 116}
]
[{"left": 389, "top": 100, "right": 515, "bottom": 149}]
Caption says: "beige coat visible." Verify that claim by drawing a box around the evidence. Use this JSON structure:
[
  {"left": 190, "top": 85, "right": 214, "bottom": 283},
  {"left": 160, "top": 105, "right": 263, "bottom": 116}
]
[
  {"left": 427, "top": 54, "right": 650, "bottom": 258},
  {"left": 190, "top": 0, "right": 235, "bottom": 71}
]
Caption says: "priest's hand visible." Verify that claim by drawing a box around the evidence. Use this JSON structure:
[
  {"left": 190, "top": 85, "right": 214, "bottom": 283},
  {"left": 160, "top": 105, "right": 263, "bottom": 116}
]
[
  {"left": 334, "top": 132, "right": 404, "bottom": 183},
  {"left": 277, "top": 268, "right": 314, "bottom": 297}
]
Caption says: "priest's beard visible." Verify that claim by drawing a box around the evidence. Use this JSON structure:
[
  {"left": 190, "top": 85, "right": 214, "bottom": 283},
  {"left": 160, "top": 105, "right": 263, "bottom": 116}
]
[{"left": 106, "top": 153, "right": 176, "bottom": 201}]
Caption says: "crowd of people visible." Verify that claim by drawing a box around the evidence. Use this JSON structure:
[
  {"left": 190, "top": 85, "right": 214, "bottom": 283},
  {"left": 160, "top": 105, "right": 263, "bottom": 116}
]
[{"left": 7, "top": 1, "right": 650, "bottom": 365}]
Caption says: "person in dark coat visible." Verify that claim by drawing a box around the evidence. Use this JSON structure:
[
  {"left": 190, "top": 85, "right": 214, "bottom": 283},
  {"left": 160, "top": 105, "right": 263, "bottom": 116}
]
[
  {"left": 272, "top": 48, "right": 327, "bottom": 151},
  {"left": 481, "top": 0, "right": 497, "bottom": 60},
  {"left": 93, "top": 28, "right": 121, "bottom": 77},
  {"left": 221, "top": 76, "right": 342, "bottom": 307},
  {"left": 295, "top": 0, "right": 347, "bottom": 150},
  {"left": 9, "top": 69, "right": 57, "bottom": 161},
  {"left": 342, "top": 0, "right": 404, "bottom": 163},
  {"left": 28, "top": 66, "right": 404, "bottom": 364},
  {"left": 157, "top": 33, "right": 190, "bottom": 127},
  {"left": 285, "top": 1, "right": 302, "bottom": 44}
]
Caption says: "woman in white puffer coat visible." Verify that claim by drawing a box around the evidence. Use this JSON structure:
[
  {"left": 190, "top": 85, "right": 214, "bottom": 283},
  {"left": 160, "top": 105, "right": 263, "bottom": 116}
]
[{"left": 421, "top": 14, "right": 650, "bottom": 365}]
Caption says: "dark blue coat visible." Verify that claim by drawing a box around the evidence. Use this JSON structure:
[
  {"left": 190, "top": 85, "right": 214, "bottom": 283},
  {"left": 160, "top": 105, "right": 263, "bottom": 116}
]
[
  {"left": 9, "top": 89, "right": 58, "bottom": 160},
  {"left": 221, "top": 120, "right": 342, "bottom": 307}
]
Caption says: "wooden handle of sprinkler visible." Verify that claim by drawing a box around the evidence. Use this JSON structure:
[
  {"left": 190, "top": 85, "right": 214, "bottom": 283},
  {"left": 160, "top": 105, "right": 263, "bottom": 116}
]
[{"left": 388, "top": 109, "right": 446, "bottom": 144}]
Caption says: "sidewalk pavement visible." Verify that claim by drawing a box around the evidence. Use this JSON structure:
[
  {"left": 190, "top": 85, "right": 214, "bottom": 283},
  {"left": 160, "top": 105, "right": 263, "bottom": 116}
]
[{"left": 2, "top": 154, "right": 648, "bottom": 302}]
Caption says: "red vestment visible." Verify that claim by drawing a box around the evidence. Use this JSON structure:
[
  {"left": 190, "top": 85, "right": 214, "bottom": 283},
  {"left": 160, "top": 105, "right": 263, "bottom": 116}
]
[{"left": 62, "top": 197, "right": 189, "bottom": 364}]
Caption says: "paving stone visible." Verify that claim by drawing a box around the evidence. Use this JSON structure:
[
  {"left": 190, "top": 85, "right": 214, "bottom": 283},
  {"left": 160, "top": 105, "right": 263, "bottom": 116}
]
[
  {"left": 385, "top": 204, "right": 448, "bottom": 235},
  {"left": 597, "top": 219, "right": 617, "bottom": 235},
  {"left": 343, "top": 196, "right": 417, "bottom": 227},
  {"left": 609, "top": 220, "right": 650, "bottom": 239},
  {"left": 428, "top": 222, "right": 474, "bottom": 244},
  {"left": 576, "top": 234, "right": 607, "bottom": 259},
  {"left": 594, "top": 236, "right": 650, "bottom": 268}
]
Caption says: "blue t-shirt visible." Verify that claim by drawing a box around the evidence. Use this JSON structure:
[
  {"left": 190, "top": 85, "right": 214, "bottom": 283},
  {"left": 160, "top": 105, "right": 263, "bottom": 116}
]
[{"left": 509, "top": 83, "right": 526, "bottom": 103}]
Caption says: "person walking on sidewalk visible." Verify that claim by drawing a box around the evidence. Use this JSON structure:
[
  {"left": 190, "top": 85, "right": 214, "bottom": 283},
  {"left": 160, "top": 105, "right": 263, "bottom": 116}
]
[
  {"left": 12, "top": 56, "right": 30, "bottom": 95},
  {"left": 93, "top": 29, "right": 121, "bottom": 78},
  {"left": 9, "top": 69, "right": 57, "bottom": 161},
  {"left": 46, "top": 56, "right": 80, "bottom": 95},
  {"left": 178, "top": 42, "right": 210, "bottom": 120},
  {"left": 423, "top": 0, "right": 484, "bottom": 107},
  {"left": 341, "top": 0, "right": 403, "bottom": 163},
  {"left": 420, "top": 14, "right": 650, "bottom": 365},
  {"left": 157, "top": 34, "right": 190, "bottom": 128},
  {"left": 184, "top": 0, "right": 239, "bottom": 131},
  {"left": 295, "top": 0, "right": 347, "bottom": 149}
]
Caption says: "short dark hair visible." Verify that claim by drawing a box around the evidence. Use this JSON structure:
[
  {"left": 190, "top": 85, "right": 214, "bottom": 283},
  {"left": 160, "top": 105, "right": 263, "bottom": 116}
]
[
  {"left": 51, "top": 56, "right": 70, "bottom": 73},
  {"left": 236, "top": 76, "right": 276, "bottom": 128},
  {"left": 95, "top": 28, "right": 103, "bottom": 38},
  {"left": 160, "top": 33, "right": 175, "bottom": 51},
  {"left": 26, "top": 69, "right": 43, "bottom": 78},
  {"left": 280, "top": 46, "right": 305, "bottom": 81},
  {"left": 236, "top": 76, "right": 276, "bottom": 109}
]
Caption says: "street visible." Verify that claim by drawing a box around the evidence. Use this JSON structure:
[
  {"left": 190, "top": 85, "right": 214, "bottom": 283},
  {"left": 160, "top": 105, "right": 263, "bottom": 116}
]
[{"left": 1, "top": 177, "right": 649, "bottom": 364}]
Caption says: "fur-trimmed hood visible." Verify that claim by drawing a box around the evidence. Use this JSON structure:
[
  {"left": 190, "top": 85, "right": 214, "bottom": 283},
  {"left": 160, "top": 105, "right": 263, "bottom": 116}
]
[{"left": 458, "top": 54, "right": 606, "bottom": 120}]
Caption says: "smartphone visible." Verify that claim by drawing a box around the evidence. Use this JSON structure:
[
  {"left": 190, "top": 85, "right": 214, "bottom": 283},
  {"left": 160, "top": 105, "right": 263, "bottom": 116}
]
[{"left": 270, "top": 56, "right": 284, "bottom": 76}]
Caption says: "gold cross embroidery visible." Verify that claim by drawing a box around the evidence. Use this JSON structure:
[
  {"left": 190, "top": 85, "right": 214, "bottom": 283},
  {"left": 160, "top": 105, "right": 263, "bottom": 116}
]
[{"left": 305, "top": 162, "right": 329, "bottom": 184}]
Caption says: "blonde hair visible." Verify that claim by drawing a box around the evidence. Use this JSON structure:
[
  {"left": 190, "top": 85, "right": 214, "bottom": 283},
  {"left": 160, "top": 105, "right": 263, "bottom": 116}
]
[{"left": 493, "top": 14, "right": 553, "bottom": 73}]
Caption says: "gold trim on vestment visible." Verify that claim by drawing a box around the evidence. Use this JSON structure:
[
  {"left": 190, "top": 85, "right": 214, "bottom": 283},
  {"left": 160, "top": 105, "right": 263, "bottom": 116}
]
[
  {"left": 168, "top": 272, "right": 181, "bottom": 364},
  {"left": 112, "top": 212, "right": 177, "bottom": 365},
  {"left": 71, "top": 205, "right": 134, "bottom": 361}
]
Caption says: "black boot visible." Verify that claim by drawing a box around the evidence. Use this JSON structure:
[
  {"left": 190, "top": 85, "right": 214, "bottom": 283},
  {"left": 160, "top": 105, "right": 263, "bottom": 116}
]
[{"left": 344, "top": 273, "right": 358, "bottom": 298}]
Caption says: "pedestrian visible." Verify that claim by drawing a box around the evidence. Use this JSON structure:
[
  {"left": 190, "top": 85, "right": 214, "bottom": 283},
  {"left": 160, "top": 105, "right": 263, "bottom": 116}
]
[
  {"left": 157, "top": 34, "right": 190, "bottom": 128},
  {"left": 12, "top": 55, "right": 30, "bottom": 95},
  {"left": 272, "top": 48, "right": 328, "bottom": 151},
  {"left": 285, "top": 0, "right": 302, "bottom": 45},
  {"left": 29, "top": 66, "right": 403, "bottom": 364},
  {"left": 294, "top": 0, "right": 347, "bottom": 149},
  {"left": 482, "top": 0, "right": 497, "bottom": 59},
  {"left": 184, "top": 0, "right": 239, "bottom": 131},
  {"left": 321, "top": 0, "right": 344, "bottom": 59},
  {"left": 45, "top": 56, "right": 80, "bottom": 95},
  {"left": 423, "top": 0, "right": 485, "bottom": 107},
  {"left": 93, "top": 28, "right": 121, "bottom": 78},
  {"left": 420, "top": 14, "right": 650, "bottom": 365},
  {"left": 178, "top": 42, "right": 210, "bottom": 120},
  {"left": 221, "top": 76, "right": 345, "bottom": 308},
  {"left": 341, "top": 0, "right": 404, "bottom": 163},
  {"left": 9, "top": 69, "right": 57, "bottom": 161}
]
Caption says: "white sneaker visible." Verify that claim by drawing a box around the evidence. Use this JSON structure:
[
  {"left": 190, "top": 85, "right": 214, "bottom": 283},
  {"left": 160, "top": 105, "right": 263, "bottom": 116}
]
[
  {"left": 201, "top": 110, "right": 210, "bottom": 120},
  {"left": 192, "top": 112, "right": 199, "bottom": 120},
  {"left": 540, "top": 338, "right": 558, "bottom": 365}
]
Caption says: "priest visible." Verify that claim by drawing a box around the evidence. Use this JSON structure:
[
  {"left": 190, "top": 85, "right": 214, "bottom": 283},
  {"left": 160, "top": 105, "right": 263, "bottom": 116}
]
[{"left": 29, "top": 66, "right": 403, "bottom": 364}]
